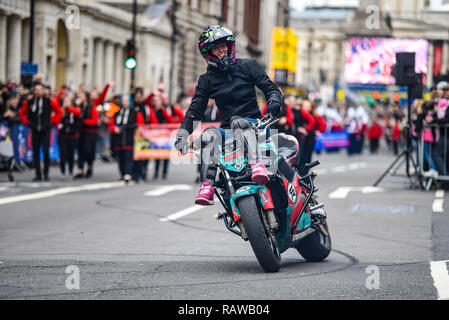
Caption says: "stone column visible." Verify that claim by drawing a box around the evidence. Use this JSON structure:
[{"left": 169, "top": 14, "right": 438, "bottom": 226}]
[
  {"left": 428, "top": 42, "right": 434, "bottom": 88},
  {"left": 21, "top": 19, "right": 30, "bottom": 63},
  {"left": 94, "top": 38, "right": 104, "bottom": 88},
  {"left": 0, "top": 14, "right": 7, "bottom": 81},
  {"left": 442, "top": 41, "right": 449, "bottom": 76},
  {"left": 104, "top": 41, "right": 114, "bottom": 86},
  {"left": 114, "top": 44, "right": 123, "bottom": 93},
  {"left": 6, "top": 15, "right": 22, "bottom": 82},
  {"left": 86, "top": 36, "right": 94, "bottom": 89}
]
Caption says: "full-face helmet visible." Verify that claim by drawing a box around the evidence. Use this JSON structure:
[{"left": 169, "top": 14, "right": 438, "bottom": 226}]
[{"left": 198, "top": 25, "right": 236, "bottom": 71}]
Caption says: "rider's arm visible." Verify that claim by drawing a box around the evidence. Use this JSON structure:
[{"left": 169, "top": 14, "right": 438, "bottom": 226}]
[
  {"left": 179, "top": 74, "right": 210, "bottom": 135},
  {"left": 247, "top": 59, "right": 282, "bottom": 105}
]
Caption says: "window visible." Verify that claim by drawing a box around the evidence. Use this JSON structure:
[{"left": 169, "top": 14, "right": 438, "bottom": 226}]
[
  {"left": 244, "top": 0, "right": 260, "bottom": 48},
  {"left": 222, "top": 0, "right": 228, "bottom": 22}
]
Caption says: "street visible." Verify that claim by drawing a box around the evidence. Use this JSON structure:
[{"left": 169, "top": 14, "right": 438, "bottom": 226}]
[{"left": 0, "top": 150, "right": 447, "bottom": 300}]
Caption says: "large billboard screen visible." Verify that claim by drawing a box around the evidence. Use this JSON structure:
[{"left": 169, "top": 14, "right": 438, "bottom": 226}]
[{"left": 344, "top": 38, "right": 428, "bottom": 85}]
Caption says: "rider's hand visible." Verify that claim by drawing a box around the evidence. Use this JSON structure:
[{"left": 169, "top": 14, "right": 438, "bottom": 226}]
[
  {"left": 174, "top": 129, "right": 189, "bottom": 155},
  {"left": 267, "top": 100, "right": 282, "bottom": 117}
]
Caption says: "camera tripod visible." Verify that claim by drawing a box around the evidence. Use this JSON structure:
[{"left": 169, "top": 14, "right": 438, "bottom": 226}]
[{"left": 373, "top": 86, "right": 424, "bottom": 189}]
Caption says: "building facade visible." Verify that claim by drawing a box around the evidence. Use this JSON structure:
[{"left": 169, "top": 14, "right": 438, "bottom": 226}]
[
  {"left": 1, "top": 0, "right": 288, "bottom": 103},
  {"left": 291, "top": 0, "right": 449, "bottom": 102}
]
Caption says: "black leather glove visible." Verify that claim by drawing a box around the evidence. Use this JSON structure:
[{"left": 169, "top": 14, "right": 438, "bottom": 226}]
[
  {"left": 267, "top": 99, "right": 282, "bottom": 117},
  {"left": 174, "top": 129, "right": 189, "bottom": 155}
]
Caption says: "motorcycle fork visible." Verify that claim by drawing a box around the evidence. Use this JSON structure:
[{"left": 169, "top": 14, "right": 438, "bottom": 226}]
[{"left": 214, "top": 169, "right": 250, "bottom": 240}]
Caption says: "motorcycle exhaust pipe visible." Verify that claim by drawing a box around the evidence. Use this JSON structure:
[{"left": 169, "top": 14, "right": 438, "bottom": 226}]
[{"left": 309, "top": 202, "right": 324, "bottom": 211}]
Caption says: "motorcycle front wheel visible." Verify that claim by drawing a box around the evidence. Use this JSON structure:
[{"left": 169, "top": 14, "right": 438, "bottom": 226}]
[{"left": 239, "top": 195, "right": 281, "bottom": 272}]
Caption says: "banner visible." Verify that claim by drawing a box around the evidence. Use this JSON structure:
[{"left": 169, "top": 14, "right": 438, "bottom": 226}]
[
  {"left": 314, "top": 131, "right": 350, "bottom": 151},
  {"left": 133, "top": 122, "right": 220, "bottom": 160},
  {"left": 1, "top": 122, "right": 59, "bottom": 162}
]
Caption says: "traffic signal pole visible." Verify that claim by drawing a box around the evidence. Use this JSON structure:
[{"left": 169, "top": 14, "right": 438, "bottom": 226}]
[
  {"left": 130, "top": 0, "right": 137, "bottom": 93},
  {"left": 29, "top": 0, "right": 35, "bottom": 63}
]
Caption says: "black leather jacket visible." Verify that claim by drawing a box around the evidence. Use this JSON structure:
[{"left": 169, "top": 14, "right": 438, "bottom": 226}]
[{"left": 180, "top": 58, "right": 282, "bottom": 134}]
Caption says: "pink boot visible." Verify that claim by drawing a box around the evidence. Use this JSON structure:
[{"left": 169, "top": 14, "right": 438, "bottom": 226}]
[
  {"left": 195, "top": 182, "right": 215, "bottom": 206},
  {"left": 251, "top": 161, "right": 270, "bottom": 185}
]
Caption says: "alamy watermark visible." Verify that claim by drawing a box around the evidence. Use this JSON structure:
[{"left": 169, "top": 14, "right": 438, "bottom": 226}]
[
  {"left": 365, "top": 265, "right": 380, "bottom": 290},
  {"left": 365, "top": 5, "right": 380, "bottom": 30},
  {"left": 65, "top": 5, "right": 80, "bottom": 30},
  {"left": 169, "top": 121, "right": 281, "bottom": 174},
  {"left": 65, "top": 265, "right": 80, "bottom": 290}
]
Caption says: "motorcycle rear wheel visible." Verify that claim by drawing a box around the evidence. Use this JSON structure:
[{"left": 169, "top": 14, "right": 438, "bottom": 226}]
[
  {"left": 295, "top": 221, "right": 331, "bottom": 262},
  {"left": 239, "top": 195, "right": 281, "bottom": 272}
]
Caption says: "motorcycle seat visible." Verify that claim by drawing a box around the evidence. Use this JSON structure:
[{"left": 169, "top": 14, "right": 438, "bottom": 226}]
[{"left": 271, "top": 133, "right": 299, "bottom": 160}]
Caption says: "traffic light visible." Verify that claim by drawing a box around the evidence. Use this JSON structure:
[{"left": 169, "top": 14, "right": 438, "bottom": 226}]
[{"left": 125, "top": 39, "right": 137, "bottom": 69}]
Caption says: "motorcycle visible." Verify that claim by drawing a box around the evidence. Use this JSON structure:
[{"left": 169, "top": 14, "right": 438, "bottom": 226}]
[{"left": 187, "top": 114, "right": 331, "bottom": 272}]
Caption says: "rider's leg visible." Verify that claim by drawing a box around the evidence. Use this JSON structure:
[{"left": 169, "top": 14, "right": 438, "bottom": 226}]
[
  {"left": 195, "top": 126, "right": 222, "bottom": 205},
  {"left": 231, "top": 116, "right": 269, "bottom": 185}
]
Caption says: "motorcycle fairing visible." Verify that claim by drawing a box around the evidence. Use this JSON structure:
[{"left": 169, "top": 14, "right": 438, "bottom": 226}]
[
  {"left": 281, "top": 175, "right": 311, "bottom": 233},
  {"left": 219, "top": 148, "right": 248, "bottom": 172},
  {"left": 230, "top": 185, "right": 275, "bottom": 222}
]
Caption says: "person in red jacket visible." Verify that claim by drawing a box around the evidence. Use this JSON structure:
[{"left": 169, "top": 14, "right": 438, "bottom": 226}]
[
  {"left": 261, "top": 100, "right": 294, "bottom": 134},
  {"left": 132, "top": 88, "right": 158, "bottom": 182},
  {"left": 74, "top": 82, "right": 113, "bottom": 179},
  {"left": 391, "top": 118, "right": 401, "bottom": 155},
  {"left": 162, "top": 94, "right": 184, "bottom": 123},
  {"left": 109, "top": 94, "right": 144, "bottom": 183},
  {"left": 300, "top": 100, "right": 326, "bottom": 165},
  {"left": 368, "top": 117, "right": 383, "bottom": 154},
  {"left": 290, "top": 97, "right": 316, "bottom": 168},
  {"left": 19, "top": 83, "right": 63, "bottom": 181},
  {"left": 57, "top": 95, "right": 82, "bottom": 176},
  {"left": 152, "top": 94, "right": 174, "bottom": 180}
]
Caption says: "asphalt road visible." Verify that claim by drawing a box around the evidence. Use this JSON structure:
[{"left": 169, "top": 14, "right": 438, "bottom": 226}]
[{"left": 0, "top": 149, "right": 448, "bottom": 300}]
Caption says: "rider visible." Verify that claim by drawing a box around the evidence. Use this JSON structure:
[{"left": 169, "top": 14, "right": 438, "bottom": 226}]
[{"left": 174, "top": 25, "right": 283, "bottom": 206}]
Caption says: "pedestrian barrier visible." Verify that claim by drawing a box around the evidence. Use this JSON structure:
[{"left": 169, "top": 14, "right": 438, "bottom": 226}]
[{"left": 418, "top": 123, "right": 449, "bottom": 190}]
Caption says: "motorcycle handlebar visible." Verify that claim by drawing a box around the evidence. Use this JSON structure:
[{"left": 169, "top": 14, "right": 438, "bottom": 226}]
[{"left": 253, "top": 113, "right": 279, "bottom": 130}]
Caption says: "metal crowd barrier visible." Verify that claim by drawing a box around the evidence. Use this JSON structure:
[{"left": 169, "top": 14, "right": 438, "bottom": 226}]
[{"left": 418, "top": 123, "right": 449, "bottom": 190}]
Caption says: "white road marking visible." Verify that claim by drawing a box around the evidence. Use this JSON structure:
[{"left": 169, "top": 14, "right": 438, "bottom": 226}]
[
  {"left": 433, "top": 190, "right": 445, "bottom": 213},
  {"left": 331, "top": 165, "right": 347, "bottom": 173},
  {"left": 160, "top": 205, "right": 205, "bottom": 222},
  {"left": 430, "top": 260, "right": 449, "bottom": 300},
  {"left": 144, "top": 184, "right": 193, "bottom": 196},
  {"left": 433, "top": 199, "right": 444, "bottom": 213},
  {"left": 0, "top": 181, "right": 125, "bottom": 206},
  {"left": 317, "top": 162, "right": 367, "bottom": 175},
  {"left": 348, "top": 162, "right": 368, "bottom": 170},
  {"left": 329, "top": 186, "right": 385, "bottom": 199},
  {"left": 317, "top": 169, "right": 328, "bottom": 175},
  {"left": 329, "top": 187, "right": 353, "bottom": 199}
]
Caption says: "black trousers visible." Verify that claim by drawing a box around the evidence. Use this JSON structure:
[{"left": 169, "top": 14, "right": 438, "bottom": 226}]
[
  {"left": 117, "top": 149, "right": 134, "bottom": 178},
  {"left": 31, "top": 129, "right": 51, "bottom": 178},
  {"left": 154, "top": 159, "right": 169, "bottom": 178},
  {"left": 299, "top": 133, "right": 316, "bottom": 166},
  {"left": 133, "top": 159, "right": 149, "bottom": 181},
  {"left": 77, "top": 132, "right": 97, "bottom": 171},
  {"left": 58, "top": 136, "right": 78, "bottom": 175},
  {"left": 432, "top": 137, "right": 449, "bottom": 175},
  {"left": 370, "top": 139, "right": 379, "bottom": 154},
  {"left": 294, "top": 134, "right": 307, "bottom": 167}
]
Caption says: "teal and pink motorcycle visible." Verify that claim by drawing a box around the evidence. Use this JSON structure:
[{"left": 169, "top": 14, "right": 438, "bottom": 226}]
[{"left": 190, "top": 114, "right": 331, "bottom": 272}]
